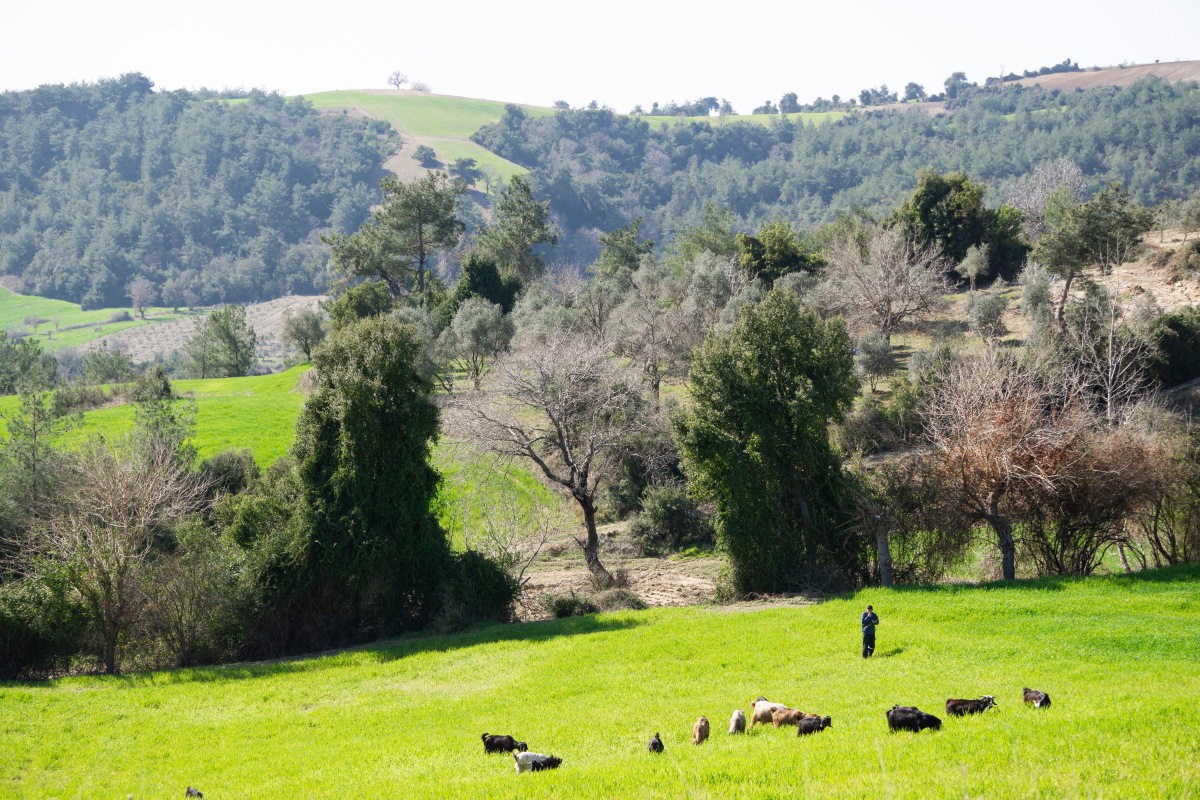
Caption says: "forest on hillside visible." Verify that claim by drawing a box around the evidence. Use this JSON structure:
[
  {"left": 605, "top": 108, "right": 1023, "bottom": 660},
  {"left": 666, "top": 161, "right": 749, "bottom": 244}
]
[
  {"left": 473, "top": 77, "right": 1200, "bottom": 249},
  {"left": 0, "top": 74, "right": 395, "bottom": 307}
]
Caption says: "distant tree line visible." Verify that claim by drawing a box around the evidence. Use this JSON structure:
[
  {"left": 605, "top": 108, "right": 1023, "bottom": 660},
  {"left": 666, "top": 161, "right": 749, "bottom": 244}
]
[
  {"left": 0, "top": 74, "right": 395, "bottom": 308},
  {"left": 471, "top": 78, "right": 1200, "bottom": 253}
]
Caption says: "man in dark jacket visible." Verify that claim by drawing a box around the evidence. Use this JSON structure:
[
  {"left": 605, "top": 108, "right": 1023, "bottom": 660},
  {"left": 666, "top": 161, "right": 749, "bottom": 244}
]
[{"left": 861, "top": 604, "right": 879, "bottom": 657}]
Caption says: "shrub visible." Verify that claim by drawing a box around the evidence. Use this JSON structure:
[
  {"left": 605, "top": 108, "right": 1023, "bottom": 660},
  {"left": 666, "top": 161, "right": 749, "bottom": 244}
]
[
  {"left": 51, "top": 381, "right": 110, "bottom": 416},
  {"left": 199, "top": 449, "right": 261, "bottom": 498},
  {"left": 108, "top": 310, "right": 133, "bottom": 323},
  {"left": 437, "top": 550, "right": 519, "bottom": 632},
  {"left": 541, "top": 591, "right": 598, "bottom": 618},
  {"left": 965, "top": 292, "right": 1009, "bottom": 342},
  {"left": 0, "top": 577, "right": 88, "bottom": 679},
  {"left": 593, "top": 588, "right": 648, "bottom": 611},
  {"left": 629, "top": 482, "right": 714, "bottom": 556}
]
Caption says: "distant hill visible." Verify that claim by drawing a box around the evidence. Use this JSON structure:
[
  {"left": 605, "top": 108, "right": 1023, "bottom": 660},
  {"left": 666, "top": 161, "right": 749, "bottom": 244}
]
[{"left": 1007, "top": 60, "right": 1200, "bottom": 91}]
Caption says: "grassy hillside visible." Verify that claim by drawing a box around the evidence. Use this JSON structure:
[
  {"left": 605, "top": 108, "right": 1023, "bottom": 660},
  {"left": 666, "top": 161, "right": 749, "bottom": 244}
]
[
  {"left": 1, "top": 567, "right": 1195, "bottom": 798},
  {"left": 300, "top": 91, "right": 552, "bottom": 182},
  {"left": 0, "top": 368, "right": 308, "bottom": 465},
  {"left": 0, "top": 287, "right": 184, "bottom": 352}
]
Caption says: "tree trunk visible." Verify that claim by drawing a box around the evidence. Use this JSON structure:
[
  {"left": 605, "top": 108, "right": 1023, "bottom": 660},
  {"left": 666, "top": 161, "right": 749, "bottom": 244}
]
[
  {"left": 986, "top": 490, "right": 1016, "bottom": 580},
  {"left": 103, "top": 631, "right": 118, "bottom": 675},
  {"left": 576, "top": 495, "right": 612, "bottom": 586},
  {"left": 1117, "top": 542, "right": 1132, "bottom": 574},
  {"left": 874, "top": 514, "right": 893, "bottom": 587},
  {"left": 1055, "top": 271, "right": 1075, "bottom": 331}
]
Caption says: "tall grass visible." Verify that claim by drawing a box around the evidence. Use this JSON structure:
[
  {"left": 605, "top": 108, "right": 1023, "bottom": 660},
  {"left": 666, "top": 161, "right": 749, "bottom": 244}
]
[{"left": 1, "top": 567, "right": 1195, "bottom": 798}]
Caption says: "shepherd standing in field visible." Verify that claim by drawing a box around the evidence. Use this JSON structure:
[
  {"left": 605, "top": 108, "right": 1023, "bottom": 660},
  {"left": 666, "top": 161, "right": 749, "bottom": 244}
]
[{"left": 861, "top": 604, "right": 879, "bottom": 658}]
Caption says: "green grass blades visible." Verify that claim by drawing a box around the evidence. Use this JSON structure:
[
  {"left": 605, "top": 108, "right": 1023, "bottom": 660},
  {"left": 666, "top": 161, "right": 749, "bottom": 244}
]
[{"left": 1, "top": 567, "right": 1196, "bottom": 798}]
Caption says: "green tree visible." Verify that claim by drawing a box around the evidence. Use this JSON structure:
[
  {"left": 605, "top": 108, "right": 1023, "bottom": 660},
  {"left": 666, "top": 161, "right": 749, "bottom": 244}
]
[
  {"left": 1, "top": 388, "right": 81, "bottom": 514},
  {"left": 436, "top": 298, "right": 514, "bottom": 390},
  {"left": 132, "top": 365, "right": 197, "bottom": 465},
  {"left": 855, "top": 332, "right": 896, "bottom": 392},
  {"left": 736, "top": 217, "right": 819, "bottom": 287},
  {"left": 0, "top": 334, "right": 56, "bottom": 395},
  {"left": 958, "top": 243, "right": 990, "bottom": 291},
  {"left": 323, "top": 281, "right": 395, "bottom": 333},
  {"left": 476, "top": 175, "right": 559, "bottom": 281},
  {"left": 185, "top": 305, "right": 257, "bottom": 378},
  {"left": 434, "top": 251, "right": 521, "bottom": 330},
  {"left": 674, "top": 289, "right": 861, "bottom": 594},
  {"left": 671, "top": 203, "right": 740, "bottom": 264},
  {"left": 903, "top": 82, "right": 925, "bottom": 101},
  {"left": 411, "top": 144, "right": 438, "bottom": 166},
  {"left": 595, "top": 217, "right": 655, "bottom": 286},
  {"left": 82, "top": 342, "right": 134, "bottom": 385},
  {"left": 280, "top": 307, "right": 328, "bottom": 361},
  {"left": 324, "top": 172, "right": 464, "bottom": 303},
  {"left": 281, "top": 315, "right": 451, "bottom": 646},
  {"left": 1034, "top": 183, "right": 1154, "bottom": 329}
]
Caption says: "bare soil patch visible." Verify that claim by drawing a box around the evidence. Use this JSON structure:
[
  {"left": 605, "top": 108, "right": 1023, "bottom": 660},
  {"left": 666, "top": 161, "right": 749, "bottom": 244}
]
[{"left": 1008, "top": 61, "right": 1200, "bottom": 91}]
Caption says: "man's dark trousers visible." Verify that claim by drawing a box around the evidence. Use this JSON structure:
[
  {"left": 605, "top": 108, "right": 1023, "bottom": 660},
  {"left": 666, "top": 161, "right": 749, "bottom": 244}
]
[{"left": 862, "top": 633, "right": 875, "bottom": 658}]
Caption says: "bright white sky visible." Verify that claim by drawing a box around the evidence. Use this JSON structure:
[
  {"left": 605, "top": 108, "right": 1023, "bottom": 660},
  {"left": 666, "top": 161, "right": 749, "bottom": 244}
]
[{"left": 4, "top": 0, "right": 1198, "bottom": 113}]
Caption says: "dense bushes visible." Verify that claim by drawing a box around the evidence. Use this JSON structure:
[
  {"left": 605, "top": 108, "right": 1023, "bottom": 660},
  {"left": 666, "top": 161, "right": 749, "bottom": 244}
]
[
  {"left": 0, "top": 577, "right": 88, "bottom": 680},
  {"left": 628, "top": 482, "right": 714, "bottom": 556}
]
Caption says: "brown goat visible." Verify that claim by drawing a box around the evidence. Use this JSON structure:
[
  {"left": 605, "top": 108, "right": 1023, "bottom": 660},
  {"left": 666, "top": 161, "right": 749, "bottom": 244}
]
[{"left": 693, "top": 716, "right": 710, "bottom": 745}]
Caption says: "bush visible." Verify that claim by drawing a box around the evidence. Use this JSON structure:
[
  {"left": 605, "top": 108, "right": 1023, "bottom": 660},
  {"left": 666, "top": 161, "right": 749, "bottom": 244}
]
[
  {"left": 51, "top": 381, "right": 110, "bottom": 416},
  {"left": 1173, "top": 240, "right": 1200, "bottom": 276},
  {"left": 965, "top": 292, "right": 1009, "bottom": 342},
  {"left": 199, "top": 449, "right": 261, "bottom": 498},
  {"left": 629, "top": 482, "right": 714, "bottom": 556},
  {"left": 541, "top": 591, "right": 598, "bottom": 618},
  {"left": 593, "top": 588, "right": 648, "bottom": 611},
  {"left": 436, "top": 551, "right": 519, "bottom": 632},
  {"left": 108, "top": 310, "right": 133, "bottom": 323},
  {"left": 1153, "top": 306, "right": 1200, "bottom": 387},
  {"left": 0, "top": 577, "right": 88, "bottom": 679}
]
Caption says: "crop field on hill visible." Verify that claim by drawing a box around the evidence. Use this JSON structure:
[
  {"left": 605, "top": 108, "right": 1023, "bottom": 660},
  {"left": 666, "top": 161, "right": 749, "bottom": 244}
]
[
  {"left": 0, "top": 287, "right": 184, "bottom": 352},
  {"left": 1, "top": 567, "right": 1195, "bottom": 798},
  {"left": 300, "top": 90, "right": 549, "bottom": 182}
]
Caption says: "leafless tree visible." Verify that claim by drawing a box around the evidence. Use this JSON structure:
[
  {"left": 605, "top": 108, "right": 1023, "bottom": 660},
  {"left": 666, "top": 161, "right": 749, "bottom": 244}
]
[
  {"left": 454, "top": 331, "right": 661, "bottom": 584},
  {"left": 1062, "top": 301, "right": 1156, "bottom": 425},
  {"left": 387, "top": 70, "right": 408, "bottom": 90},
  {"left": 1007, "top": 158, "right": 1086, "bottom": 242},
  {"left": 126, "top": 277, "right": 157, "bottom": 319},
  {"left": 816, "top": 224, "right": 949, "bottom": 342},
  {"left": 33, "top": 440, "right": 208, "bottom": 674},
  {"left": 922, "top": 350, "right": 1095, "bottom": 580}
]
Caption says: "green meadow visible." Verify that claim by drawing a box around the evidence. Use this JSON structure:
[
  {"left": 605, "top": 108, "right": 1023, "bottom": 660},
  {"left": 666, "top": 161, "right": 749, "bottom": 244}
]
[
  {"left": 299, "top": 91, "right": 553, "bottom": 182},
  {"left": 1, "top": 567, "right": 1195, "bottom": 798},
  {"left": 0, "top": 287, "right": 184, "bottom": 352}
]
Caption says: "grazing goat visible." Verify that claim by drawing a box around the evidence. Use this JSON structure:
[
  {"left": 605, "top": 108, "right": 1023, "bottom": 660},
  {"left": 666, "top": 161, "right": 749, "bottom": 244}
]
[
  {"left": 514, "top": 752, "right": 562, "bottom": 773},
  {"left": 693, "top": 716, "right": 710, "bottom": 745},
  {"left": 750, "top": 698, "right": 787, "bottom": 728},
  {"left": 482, "top": 733, "right": 528, "bottom": 753},
  {"left": 886, "top": 705, "right": 942, "bottom": 732},
  {"left": 728, "top": 708, "right": 746, "bottom": 734},
  {"left": 648, "top": 732, "right": 664, "bottom": 753},
  {"left": 1023, "top": 687, "right": 1052, "bottom": 708},
  {"left": 771, "top": 707, "right": 815, "bottom": 728},
  {"left": 797, "top": 716, "right": 832, "bottom": 736},
  {"left": 185, "top": 789, "right": 203, "bottom": 799},
  {"left": 945, "top": 696, "right": 997, "bottom": 716}
]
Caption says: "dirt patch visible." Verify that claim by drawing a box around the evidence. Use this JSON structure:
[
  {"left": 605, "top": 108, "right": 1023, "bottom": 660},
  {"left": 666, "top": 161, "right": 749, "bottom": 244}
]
[
  {"left": 1008, "top": 61, "right": 1200, "bottom": 92},
  {"left": 90, "top": 295, "right": 323, "bottom": 369}
]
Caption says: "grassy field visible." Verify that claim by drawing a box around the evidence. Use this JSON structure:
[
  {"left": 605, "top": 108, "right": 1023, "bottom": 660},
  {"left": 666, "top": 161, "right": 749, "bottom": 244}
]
[
  {"left": 299, "top": 91, "right": 551, "bottom": 182},
  {"left": 0, "top": 566, "right": 1195, "bottom": 798},
  {"left": 0, "top": 368, "right": 309, "bottom": 466},
  {"left": 0, "top": 287, "right": 185, "bottom": 352}
]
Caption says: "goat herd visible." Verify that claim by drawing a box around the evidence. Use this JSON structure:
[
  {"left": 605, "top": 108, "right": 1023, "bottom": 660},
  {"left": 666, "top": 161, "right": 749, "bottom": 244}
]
[{"left": 482, "top": 687, "right": 1053, "bottom": 775}]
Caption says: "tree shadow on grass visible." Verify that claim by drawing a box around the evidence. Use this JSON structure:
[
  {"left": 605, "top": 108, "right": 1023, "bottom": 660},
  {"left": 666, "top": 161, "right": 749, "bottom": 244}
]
[
  {"left": 863, "top": 564, "right": 1199, "bottom": 596},
  {"left": 120, "top": 614, "right": 644, "bottom": 687},
  {"left": 876, "top": 647, "right": 906, "bottom": 658}
]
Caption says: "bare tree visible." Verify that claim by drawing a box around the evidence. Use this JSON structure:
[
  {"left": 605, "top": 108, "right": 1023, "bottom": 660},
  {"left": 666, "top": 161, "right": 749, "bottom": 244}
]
[
  {"left": 816, "top": 224, "right": 949, "bottom": 341},
  {"left": 34, "top": 440, "right": 208, "bottom": 673},
  {"left": 456, "top": 331, "right": 660, "bottom": 584},
  {"left": 1007, "top": 158, "right": 1086, "bottom": 242},
  {"left": 126, "top": 277, "right": 157, "bottom": 319},
  {"left": 922, "top": 350, "right": 1094, "bottom": 580},
  {"left": 1062, "top": 301, "right": 1155, "bottom": 425},
  {"left": 387, "top": 70, "right": 408, "bottom": 90},
  {"left": 613, "top": 261, "right": 691, "bottom": 404}
]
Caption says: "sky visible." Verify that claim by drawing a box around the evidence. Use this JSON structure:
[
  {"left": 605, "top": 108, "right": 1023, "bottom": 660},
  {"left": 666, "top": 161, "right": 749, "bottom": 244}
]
[{"left": 4, "top": 0, "right": 1198, "bottom": 113}]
